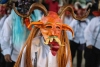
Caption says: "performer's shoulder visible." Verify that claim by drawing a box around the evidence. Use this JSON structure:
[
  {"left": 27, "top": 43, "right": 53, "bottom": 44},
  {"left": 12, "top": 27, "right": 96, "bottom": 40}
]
[{"left": 32, "top": 36, "right": 41, "bottom": 46}]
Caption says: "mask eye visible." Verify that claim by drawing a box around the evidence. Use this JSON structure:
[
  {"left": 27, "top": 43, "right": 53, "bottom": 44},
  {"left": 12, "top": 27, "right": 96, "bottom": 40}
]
[
  {"left": 56, "top": 26, "right": 60, "bottom": 29},
  {"left": 46, "top": 26, "right": 52, "bottom": 29}
]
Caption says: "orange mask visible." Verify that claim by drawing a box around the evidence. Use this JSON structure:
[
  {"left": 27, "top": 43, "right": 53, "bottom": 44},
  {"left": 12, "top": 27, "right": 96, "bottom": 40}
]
[{"left": 28, "top": 11, "right": 74, "bottom": 56}]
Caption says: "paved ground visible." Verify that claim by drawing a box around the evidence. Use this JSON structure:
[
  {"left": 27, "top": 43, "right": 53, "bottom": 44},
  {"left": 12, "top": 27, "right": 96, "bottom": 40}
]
[{"left": 73, "top": 51, "right": 85, "bottom": 67}]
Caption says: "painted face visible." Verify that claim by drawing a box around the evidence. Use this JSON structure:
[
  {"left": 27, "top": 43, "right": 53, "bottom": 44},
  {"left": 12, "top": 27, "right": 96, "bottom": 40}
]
[{"left": 28, "top": 11, "right": 74, "bottom": 56}]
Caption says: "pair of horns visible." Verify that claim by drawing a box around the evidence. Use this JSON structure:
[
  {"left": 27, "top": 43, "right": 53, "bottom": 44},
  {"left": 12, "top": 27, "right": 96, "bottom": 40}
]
[
  {"left": 13, "top": 3, "right": 47, "bottom": 17},
  {"left": 13, "top": 3, "right": 90, "bottom": 20},
  {"left": 75, "top": 2, "right": 93, "bottom": 10}
]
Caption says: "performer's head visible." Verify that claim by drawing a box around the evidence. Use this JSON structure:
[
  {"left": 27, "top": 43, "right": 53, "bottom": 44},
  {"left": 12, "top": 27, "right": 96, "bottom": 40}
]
[
  {"left": 28, "top": 11, "right": 74, "bottom": 56},
  {"left": 65, "top": 11, "right": 71, "bottom": 17},
  {"left": 74, "top": 1, "right": 92, "bottom": 19},
  {"left": 27, "top": 2, "right": 92, "bottom": 56},
  {"left": 77, "top": 9, "right": 86, "bottom": 17}
]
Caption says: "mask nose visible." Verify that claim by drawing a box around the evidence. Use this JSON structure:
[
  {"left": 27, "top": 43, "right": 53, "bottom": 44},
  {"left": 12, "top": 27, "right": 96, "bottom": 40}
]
[
  {"left": 51, "top": 28, "right": 56, "bottom": 36},
  {"left": 51, "top": 31, "right": 55, "bottom": 35}
]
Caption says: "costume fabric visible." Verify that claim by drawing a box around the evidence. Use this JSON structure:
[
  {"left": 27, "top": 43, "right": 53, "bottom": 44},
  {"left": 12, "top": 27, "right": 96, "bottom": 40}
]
[
  {"left": 70, "top": 19, "right": 90, "bottom": 44},
  {"left": 84, "top": 16, "right": 100, "bottom": 49},
  {"left": 84, "top": 16, "right": 100, "bottom": 67},
  {"left": 45, "top": 0, "right": 59, "bottom": 13},
  {"left": 19, "top": 36, "right": 71, "bottom": 67},
  {"left": 0, "top": 9, "right": 42, "bottom": 62}
]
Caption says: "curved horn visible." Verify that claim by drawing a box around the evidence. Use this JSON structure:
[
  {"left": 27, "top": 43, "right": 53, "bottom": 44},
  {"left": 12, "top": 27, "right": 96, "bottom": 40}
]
[
  {"left": 58, "top": 5, "right": 90, "bottom": 20},
  {"left": 75, "top": 2, "right": 92, "bottom": 9},
  {"left": 74, "top": 2, "right": 80, "bottom": 10},
  {"left": 86, "top": 2, "right": 93, "bottom": 9},
  {"left": 13, "top": 3, "right": 48, "bottom": 17},
  {"left": 62, "top": 24, "right": 74, "bottom": 37}
]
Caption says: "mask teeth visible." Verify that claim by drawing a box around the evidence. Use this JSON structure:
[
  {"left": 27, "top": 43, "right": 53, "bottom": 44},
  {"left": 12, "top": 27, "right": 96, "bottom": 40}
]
[
  {"left": 50, "top": 37, "right": 54, "bottom": 42},
  {"left": 54, "top": 37, "right": 64, "bottom": 46},
  {"left": 44, "top": 38, "right": 50, "bottom": 45}
]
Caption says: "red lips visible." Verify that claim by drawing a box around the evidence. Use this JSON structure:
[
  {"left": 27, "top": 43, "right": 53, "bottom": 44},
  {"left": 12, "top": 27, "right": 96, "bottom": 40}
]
[{"left": 49, "top": 40, "right": 60, "bottom": 56}]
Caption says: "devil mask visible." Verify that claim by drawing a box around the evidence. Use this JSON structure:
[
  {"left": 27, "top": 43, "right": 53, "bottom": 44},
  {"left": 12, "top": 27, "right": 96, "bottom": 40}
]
[{"left": 28, "top": 11, "right": 74, "bottom": 56}]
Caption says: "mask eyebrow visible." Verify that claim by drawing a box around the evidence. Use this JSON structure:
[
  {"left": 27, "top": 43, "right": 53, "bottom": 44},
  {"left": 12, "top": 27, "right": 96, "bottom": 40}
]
[
  {"left": 56, "top": 23, "right": 62, "bottom": 26},
  {"left": 45, "top": 26, "right": 52, "bottom": 28},
  {"left": 44, "top": 22, "right": 52, "bottom": 25},
  {"left": 56, "top": 26, "right": 60, "bottom": 29},
  {"left": 56, "top": 22, "right": 62, "bottom": 25}
]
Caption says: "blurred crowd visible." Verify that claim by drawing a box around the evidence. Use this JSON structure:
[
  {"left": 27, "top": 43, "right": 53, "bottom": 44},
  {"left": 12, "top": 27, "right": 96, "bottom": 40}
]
[{"left": 0, "top": 0, "right": 100, "bottom": 67}]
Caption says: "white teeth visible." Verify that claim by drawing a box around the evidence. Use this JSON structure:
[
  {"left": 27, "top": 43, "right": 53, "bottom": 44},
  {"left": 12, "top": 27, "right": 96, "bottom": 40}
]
[
  {"left": 50, "top": 37, "right": 53, "bottom": 42},
  {"left": 54, "top": 37, "right": 61, "bottom": 45},
  {"left": 54, "top": 37, "right": 64, "bottom": 46},
  {"left": 44, "top": 36, "right": 64, "bottom": 46},
  {"left": 44, "top": 38, "right": 50, "bottom": 45}
]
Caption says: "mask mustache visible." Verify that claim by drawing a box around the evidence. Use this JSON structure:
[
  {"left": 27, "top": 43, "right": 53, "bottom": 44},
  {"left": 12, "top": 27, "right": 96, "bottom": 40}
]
[{"left": 44, "top": 36, "right": 64, "bottom": 46}]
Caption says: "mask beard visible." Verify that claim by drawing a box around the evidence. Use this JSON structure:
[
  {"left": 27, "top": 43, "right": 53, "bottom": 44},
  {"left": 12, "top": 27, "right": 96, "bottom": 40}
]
[{"left": 44, "top": 36, "right": 63, "bottom": 56}]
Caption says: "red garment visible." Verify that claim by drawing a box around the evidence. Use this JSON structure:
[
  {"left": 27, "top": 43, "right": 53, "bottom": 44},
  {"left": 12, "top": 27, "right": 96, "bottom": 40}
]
[
  {"left": 92, "top": 11, "right": 100, "bottom": 16},
  {"left": 45, "top": 0, "right": 59, "bottom": 13}
]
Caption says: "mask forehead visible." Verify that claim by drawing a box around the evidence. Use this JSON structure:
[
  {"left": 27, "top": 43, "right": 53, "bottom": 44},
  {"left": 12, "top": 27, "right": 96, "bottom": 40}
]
[
  {"left": 40, "top": 11, "right": 62, "bottom": 24},
  {"left": 39, "top": 11, "right": 63, "bottom": 40}
]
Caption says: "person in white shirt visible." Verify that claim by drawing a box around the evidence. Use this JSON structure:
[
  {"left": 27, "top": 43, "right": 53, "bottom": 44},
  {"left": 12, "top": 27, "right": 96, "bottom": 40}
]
[
  {"left": 84, "top": 15, "right": 100, "bottom": 67},
  {"left": 0, "top": 14, "right": 7, "bottom": 67},
  {"left": 70, "top": 8, "right": 90, "bottom": 67},
  {"left": 0, "top": 2, "right": 8, "bottom": 67},
  {"left": 0, "top": 3, "right": 42, "bottom": 67},
  {"left": 84, "top": 1, "right": 100, "bottom": 66}
]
